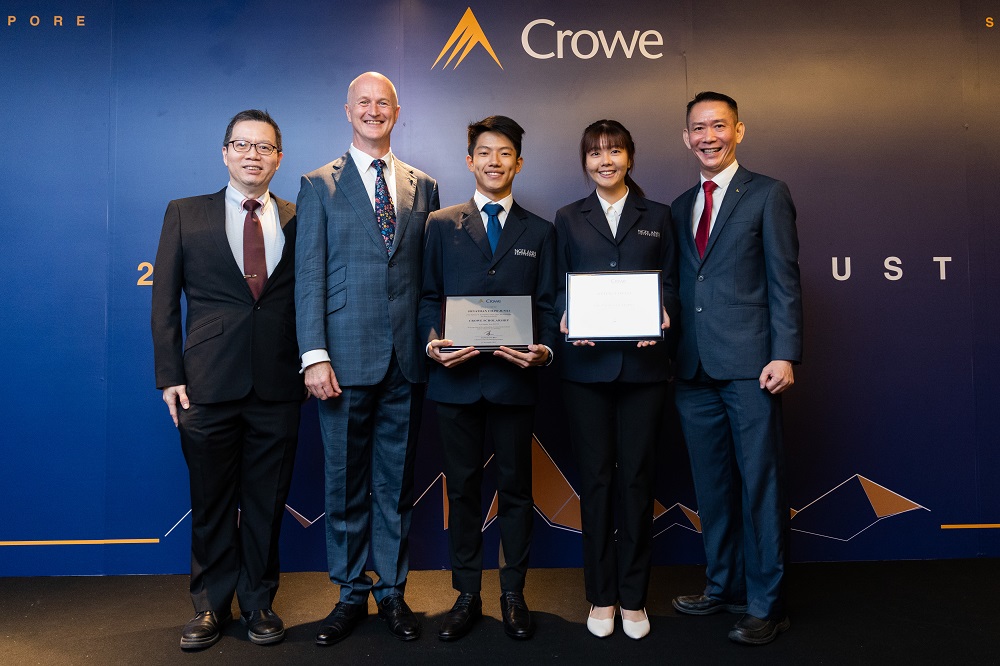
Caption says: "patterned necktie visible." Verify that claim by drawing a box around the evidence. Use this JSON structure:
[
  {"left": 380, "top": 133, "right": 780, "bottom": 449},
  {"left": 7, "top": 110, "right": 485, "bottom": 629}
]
[
  {"left": 373, "top": 159, "right": 396, "bottom": 253},
  {"left": 484, "top": 202, "right": 503, "bottom": 254},
  {"left": 695, "top": 180, "right": 717, "bottom": 258},
  {"left": 242, "top": 199, "right": 266, "bottom": 299}
]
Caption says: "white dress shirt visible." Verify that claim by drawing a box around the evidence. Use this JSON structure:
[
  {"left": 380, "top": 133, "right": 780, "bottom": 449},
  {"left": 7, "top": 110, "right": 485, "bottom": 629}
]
[
  {"left": 349, "top": 143, "right": 398, "bottom": 214},
  {"left": 595, "top": 188, "right": 629, "bottom": 238},
  {"left": 225, "top": 184, "right": 284, "bottom": 277},
  {"left": 691, "top": 160, "right": 740, "bottom": 237}
]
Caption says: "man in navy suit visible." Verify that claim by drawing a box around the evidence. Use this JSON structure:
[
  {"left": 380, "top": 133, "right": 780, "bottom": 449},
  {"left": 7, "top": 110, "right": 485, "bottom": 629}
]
[
  {"left": 295, "top": 72, "right": 440, "bottom": 645},
  {"left": 152, "top": 109, "right": 301, "bottom": 649},
  {"left": 419, "top": 115, "right": 558, "bottom": 642},
  {"left": 669, "top": 92, "right": 803, "bottom": 645}
]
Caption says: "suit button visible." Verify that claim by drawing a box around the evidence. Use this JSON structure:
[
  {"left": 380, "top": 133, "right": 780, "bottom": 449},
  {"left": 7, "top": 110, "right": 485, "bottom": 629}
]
[
  {"left": 255, "top": 305, "right": 262, "bottom": 310},
  {"left": 698, "top": 275, "right": 705, "bottom": 281},
  {"left": 488, "top": 269, "right": 496, "bottom": 275},
  {"left": 388, "top": 261, "right": 396, "bottom": 268},
  {"left": 695, "top": 306, "right": 703, "bottom": 312},
  {"left": 610, "top": 261, "right": 617, "bottom": 268},
  {"left": 388, "top": 295, "right": 395, "bottom": 301}
]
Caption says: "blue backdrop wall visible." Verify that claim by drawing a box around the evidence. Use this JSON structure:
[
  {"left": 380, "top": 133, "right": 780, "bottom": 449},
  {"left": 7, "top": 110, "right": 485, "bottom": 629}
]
[{"left": 2, "top": 0, "right": 998, "bottom": 576}]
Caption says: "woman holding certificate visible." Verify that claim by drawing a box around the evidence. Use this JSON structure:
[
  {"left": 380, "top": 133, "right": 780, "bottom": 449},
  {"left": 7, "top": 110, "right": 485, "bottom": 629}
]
[{"left": 554, "top": 120, "right": 679, "bottom": 640}]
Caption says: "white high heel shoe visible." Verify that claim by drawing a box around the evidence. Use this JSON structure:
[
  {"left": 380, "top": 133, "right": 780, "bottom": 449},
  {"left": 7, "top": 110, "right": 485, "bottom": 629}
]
[
  {"left": 586, "top": 605, "right": 615, "bottom": 638},
  {"left": 621, "top": 608, "right": 649, "bottom": 640}
]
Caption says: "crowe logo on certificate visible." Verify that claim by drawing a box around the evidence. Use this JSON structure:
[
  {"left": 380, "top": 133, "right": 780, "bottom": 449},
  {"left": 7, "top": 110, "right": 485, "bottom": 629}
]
[
  {"left": 442, "top": 295, "right": 535, "bottom": 351},
  {"left": 566, "top": 271, "right": 662, "bottom": 340}
]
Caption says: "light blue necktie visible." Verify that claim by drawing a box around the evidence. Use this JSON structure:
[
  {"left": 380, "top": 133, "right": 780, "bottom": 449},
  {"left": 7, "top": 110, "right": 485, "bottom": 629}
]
[{"left": 484, "top": 202, "right": 503, "bottom": 254}]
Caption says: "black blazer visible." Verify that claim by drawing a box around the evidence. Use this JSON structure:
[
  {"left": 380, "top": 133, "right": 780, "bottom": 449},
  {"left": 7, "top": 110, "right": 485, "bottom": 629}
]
[
  {"left": 151, "top": 188, "right": 303, "bottom": 403},
  {"left": 554, "top": 191, "right": 679, "bottom": 383},
  {"left": 418, "top": 198, "right": 559, "bottom": 405}
]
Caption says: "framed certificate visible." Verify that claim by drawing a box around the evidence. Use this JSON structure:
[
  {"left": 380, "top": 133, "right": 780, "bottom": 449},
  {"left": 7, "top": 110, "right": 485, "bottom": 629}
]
[
  {"left": 442, "top": 295, "right": 535, "bottom": 352},
  {"left": 565, "top": 271, "right": 663, "bottom": 341}
]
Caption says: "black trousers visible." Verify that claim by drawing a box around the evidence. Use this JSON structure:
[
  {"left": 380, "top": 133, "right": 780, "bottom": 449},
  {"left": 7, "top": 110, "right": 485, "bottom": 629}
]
[
  {"left": 436, "top": 399, "right": 534, "bottom": 594},
  {"left": 178, "top": 389, "right": 300, "bottom": 615},
  {"left": 562, "top": 380, "right": 667, "bottom": 610}
]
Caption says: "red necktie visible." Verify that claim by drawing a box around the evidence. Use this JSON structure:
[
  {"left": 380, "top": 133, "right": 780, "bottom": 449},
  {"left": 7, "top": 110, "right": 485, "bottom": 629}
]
[
  {"left": 695, "top": 180, "right": 717, "bottom": 259},
  {"left": 242, "top": 199, "right": 267, "bottom": 299}
]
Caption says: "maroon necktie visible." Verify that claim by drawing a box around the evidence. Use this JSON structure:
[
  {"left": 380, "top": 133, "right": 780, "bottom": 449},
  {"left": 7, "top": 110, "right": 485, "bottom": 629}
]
[
  {"left": 242, "top": 199, "right": 267, "bottom": 299},
  {"left": 695, "top": 180, "right": 717, "bottom": 259}
]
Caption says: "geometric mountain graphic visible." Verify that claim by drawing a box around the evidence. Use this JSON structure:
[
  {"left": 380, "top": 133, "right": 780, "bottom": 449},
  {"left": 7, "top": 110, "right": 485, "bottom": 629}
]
[
  {"left": 789, "top": 474, "right": 928, "bottom": 541},
  {"left": 163, "top": 462, "right": 925, "bottom": 545},
  {"left": 652, "top": 502, "right": 702, "bottom": 538}
]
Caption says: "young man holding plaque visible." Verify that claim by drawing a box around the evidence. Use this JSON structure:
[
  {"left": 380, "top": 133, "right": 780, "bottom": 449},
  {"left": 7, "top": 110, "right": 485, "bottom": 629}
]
[{"left": 418, "top": 115, "right": 558, "bottom": 642}]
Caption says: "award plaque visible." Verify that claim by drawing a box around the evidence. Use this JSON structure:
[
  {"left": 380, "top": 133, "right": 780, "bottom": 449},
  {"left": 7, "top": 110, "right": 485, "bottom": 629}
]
[
  {"left": 565, "top": 271, "right": 663, "bottom": 341},
  {"left": 442, "top": 295, "right": 535, "bottom": 352}
]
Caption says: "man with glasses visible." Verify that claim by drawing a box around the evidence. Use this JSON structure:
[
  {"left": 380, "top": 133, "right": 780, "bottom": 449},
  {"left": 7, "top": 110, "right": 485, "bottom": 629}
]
[{"left": 152, "top": 109, "right": 302, "bottom": 650}]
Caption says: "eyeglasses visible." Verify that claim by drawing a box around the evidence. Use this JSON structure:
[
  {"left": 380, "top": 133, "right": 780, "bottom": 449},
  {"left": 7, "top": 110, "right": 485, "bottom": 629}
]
[{"left": 227, "top": 140, "right": 279, "bottom": 156}]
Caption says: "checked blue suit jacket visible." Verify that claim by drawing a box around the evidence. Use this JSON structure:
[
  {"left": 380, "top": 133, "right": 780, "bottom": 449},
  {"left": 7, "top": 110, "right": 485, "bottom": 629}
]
[{"left": 295, "top": 151, "right": 440, "bottom": 385}]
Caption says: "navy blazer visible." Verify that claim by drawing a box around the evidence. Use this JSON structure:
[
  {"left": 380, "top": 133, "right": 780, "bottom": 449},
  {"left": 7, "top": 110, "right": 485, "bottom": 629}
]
[
  {"left": 671, "top": 166, "right": 803, "bottom": 381},
  {"left": 295, "top": 152, "right": 439, "bottom": 386},
  {"left": 418, "top": 198, "right": 559, "bottom": 405},
  {"left": 151, "top": 188, "right": 303, "bottom": 403},
  {"left": 554, "top": 191, "right": 679, "bottom": 383}
]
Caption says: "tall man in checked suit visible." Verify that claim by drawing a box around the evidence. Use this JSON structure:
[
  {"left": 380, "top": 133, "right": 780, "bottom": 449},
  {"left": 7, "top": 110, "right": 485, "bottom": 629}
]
[
  {"left": 419, "top": 115, "right": 558, "bottom": 642},
  {"left": 295, "top": 72, "right": 440, "bottom": 645},
  {"left": 669, "top": 92, "right": 803, "bottom": 646},
  {"left": 152, "top": 109, "right": 301, "bottom": 649}
]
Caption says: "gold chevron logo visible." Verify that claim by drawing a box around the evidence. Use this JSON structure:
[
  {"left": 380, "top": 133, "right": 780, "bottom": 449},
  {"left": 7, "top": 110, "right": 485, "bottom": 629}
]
[{"left": 432, "top": 7, "right": 503, "bottom": 70}]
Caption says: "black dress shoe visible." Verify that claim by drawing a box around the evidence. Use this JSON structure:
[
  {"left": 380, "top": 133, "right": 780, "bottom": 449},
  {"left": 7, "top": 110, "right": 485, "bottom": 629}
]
[
  {"left": 377, "top": 594, "right": 420, "bottom": 641},
  {"left": 240, "top": 608, "right": 285, "bottom": 645},
  {"left": 315, "top": 601, "right": 367, "bottom": 646},
  {"left": 499, "top": 591, "right": 534, "bottom": 640},
  {"left": 672, "top": 594, "right": 748, "bottom": 616},
  {"left": 180, "top": 610, "right": 229, "bottom": 650},
  {"left": 728, "top": 613, "right": 790, "bottom": 645},
  {"left": 437, "top": 593, "right": 482, "bottom": 641}
]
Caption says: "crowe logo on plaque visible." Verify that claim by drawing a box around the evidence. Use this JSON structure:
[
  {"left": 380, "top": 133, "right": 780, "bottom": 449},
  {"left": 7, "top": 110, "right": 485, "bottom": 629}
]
[{"left": 433, "top": 7, "right": 503, "bottom": 70}]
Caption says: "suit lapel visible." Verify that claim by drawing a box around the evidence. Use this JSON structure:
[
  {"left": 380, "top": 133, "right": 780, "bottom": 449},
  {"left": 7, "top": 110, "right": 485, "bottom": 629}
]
[
  {"left": 676, "top": 185, "right": 699, "bottom": 261},
  {"left": 615, "top": 192, "right": 645, "bottom": 242},
  {"left": 492, "top": 202, "right": 527, "bottom": 266},
  {"left": 460, "top": 199, "right": 493, "bottom": 261},
  {"left": 390, "top": 158, "right": 417, "bottom": 258},
  {"left": 581, "top": 192, "right": 615, "bottom": 244},
  {"left": 702, "top": 166, "right": 751, "bottom": 263},
  {"left": 337, "top": 152, "right": 385, "bottom": 252},
  {"left": 206, "top": 189, "right": 251, "bottom": 296},
  {"left": 262, "top": 196, "right": 296, "bottom": 292}
]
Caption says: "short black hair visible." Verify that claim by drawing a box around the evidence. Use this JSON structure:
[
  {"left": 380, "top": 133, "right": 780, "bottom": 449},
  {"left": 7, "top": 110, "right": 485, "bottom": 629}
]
[
  {"left": 467, "top": 115, "right": 525, "bottom": 158},
  {"left": 685, "top": 91, "right": 739, "bottom": 124},
  {"left": 223, "top": 109, "right": 282, "bottom": 151}
]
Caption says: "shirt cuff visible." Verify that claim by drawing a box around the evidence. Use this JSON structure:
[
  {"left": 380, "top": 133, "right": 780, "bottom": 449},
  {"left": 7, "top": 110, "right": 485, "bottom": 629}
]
[{"left": 300, "top": 348, "right": 331, "bottom": 373}]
